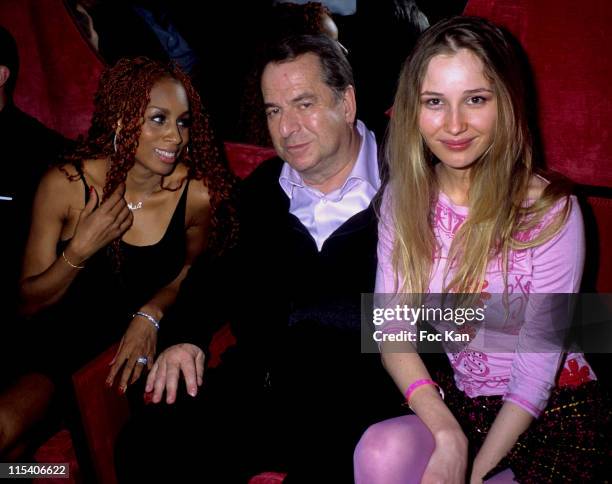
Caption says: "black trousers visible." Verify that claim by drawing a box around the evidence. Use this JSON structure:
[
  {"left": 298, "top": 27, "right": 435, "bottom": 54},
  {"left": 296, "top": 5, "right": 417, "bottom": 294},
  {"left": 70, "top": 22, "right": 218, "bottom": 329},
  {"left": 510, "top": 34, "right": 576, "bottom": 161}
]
[{"left": 115, "top": 329, "right": 401, "bottom": 483}]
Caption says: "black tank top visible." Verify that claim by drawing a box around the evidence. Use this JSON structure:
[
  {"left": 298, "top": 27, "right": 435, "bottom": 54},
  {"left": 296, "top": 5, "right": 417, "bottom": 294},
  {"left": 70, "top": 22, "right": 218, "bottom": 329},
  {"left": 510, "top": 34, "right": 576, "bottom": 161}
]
[{"left": 50, "top": 168, "right": 188, "bottom": 375}]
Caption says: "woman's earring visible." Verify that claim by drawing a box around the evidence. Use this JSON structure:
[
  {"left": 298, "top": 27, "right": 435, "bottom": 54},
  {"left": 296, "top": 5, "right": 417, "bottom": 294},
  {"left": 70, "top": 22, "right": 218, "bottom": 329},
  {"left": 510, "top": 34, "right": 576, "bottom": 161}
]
[{"left": 113, "top": 133, "right": 118, "bottom": 153}]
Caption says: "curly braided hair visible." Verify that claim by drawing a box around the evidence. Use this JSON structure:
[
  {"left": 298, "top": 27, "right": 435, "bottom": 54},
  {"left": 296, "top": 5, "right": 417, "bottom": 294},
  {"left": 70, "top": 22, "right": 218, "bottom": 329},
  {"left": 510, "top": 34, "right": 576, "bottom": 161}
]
[{"left": 64, "top": 57, "right": 238, "bottom": 265}]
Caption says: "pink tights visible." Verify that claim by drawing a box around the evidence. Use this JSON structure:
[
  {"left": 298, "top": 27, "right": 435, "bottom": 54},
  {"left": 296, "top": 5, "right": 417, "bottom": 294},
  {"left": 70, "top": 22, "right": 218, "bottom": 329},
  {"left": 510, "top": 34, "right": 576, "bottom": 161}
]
[{"left": 354, "top": 415, "right": 516, "bottom": 483}]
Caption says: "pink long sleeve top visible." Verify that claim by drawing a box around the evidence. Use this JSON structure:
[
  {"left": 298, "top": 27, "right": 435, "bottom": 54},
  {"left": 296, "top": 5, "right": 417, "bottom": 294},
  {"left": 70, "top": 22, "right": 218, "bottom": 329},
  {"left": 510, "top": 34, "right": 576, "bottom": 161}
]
[{"left": 375, "top": 189, "right": 596, "bottom": 418}]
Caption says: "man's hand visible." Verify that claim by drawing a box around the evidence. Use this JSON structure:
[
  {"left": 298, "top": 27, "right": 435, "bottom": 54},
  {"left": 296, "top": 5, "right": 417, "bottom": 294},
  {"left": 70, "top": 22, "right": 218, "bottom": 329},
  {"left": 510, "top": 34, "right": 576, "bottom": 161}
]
[{"left": 145, "top": 343, "right": 205, "bottom": 404}]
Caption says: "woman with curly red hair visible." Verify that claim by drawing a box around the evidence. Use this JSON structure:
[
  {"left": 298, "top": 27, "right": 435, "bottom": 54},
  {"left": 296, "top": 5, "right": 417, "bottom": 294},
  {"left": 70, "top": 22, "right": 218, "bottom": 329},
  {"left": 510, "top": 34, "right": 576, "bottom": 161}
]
[{"left": 19, "top": 57, "right": 236, "bottom": 394}]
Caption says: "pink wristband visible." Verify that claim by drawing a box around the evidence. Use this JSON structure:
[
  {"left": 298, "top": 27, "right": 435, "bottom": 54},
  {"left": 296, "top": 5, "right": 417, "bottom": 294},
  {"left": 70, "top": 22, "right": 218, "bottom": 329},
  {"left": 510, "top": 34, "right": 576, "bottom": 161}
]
[{"left": 404, "top": 379, "right": 444, "bottom": 406}]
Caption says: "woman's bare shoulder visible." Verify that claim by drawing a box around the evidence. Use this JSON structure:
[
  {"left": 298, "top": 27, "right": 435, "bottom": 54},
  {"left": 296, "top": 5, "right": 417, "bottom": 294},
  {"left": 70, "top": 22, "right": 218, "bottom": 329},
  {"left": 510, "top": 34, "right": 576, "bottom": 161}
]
[
  {"left": 38, "top": 164, "right": 80, "bottom": 192},
  {"left": 34, "top": 165, "right": 86, "bottom": 219},
  {"left": 185, "top": 178, "right": 211, "bottom": 228},
  {"left": 81, "top": 158, "right": 108, "bottom": 188},
  {"left": 188, "top": 178, "right": 211, "bottom": 203},
  {"left": 188, "top": 176, "right": 211, "bottom": 211},
  {"left": 169, "top": 163, "right": 211, "bottom": 208}
]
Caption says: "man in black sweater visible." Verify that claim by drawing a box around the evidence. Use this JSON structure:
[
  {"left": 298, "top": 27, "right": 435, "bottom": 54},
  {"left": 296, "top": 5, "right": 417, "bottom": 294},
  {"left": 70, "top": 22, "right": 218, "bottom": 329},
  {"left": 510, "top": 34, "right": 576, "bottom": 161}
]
[
  {"left": 0, "top": 24, "right": 69, "bottom": 461},
  {"left": 0, "top": 25, "right": 70, "bottom": 302},
  {"left": 116, "top": 35, "right": 399, "bottom": 483}
]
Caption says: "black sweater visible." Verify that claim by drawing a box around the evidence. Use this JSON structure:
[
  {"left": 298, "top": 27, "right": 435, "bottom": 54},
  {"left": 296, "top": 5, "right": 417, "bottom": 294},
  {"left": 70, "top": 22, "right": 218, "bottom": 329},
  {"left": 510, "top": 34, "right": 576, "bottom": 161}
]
[{"left": 162, "top": 157, "right": 380, "bottom": 373}]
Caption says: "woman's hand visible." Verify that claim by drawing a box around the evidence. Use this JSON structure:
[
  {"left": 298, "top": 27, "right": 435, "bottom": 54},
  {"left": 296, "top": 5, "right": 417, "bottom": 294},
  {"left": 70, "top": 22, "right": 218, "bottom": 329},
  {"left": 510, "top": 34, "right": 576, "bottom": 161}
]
[
  {"left": 106, "top": 314, "right": 157, "bottom": 392},
  {"left": 469, "top": 473, "right": 484, "bottom": 484},
  {"left": 421, "top": 429, "right": 468, "bottom": 484},
  {"left": 468, "top": 402, "right": 533, "bottom": 484},
  {"left": 67, "top": 184, "right": 133, "bottom": 264}
]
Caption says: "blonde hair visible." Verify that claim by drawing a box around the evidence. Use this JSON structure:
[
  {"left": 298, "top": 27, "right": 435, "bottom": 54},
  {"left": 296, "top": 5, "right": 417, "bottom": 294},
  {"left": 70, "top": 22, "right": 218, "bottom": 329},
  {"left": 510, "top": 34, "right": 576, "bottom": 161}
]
[{"left": 386, "top": 16, "right": 571, "bottom": 297}]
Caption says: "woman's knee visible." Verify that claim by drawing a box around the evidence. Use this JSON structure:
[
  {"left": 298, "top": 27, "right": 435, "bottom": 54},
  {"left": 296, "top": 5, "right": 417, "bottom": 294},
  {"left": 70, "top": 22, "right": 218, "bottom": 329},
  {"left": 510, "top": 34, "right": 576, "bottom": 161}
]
[{"left": 354, "top": 415, "right": 434, "bottom": 471}]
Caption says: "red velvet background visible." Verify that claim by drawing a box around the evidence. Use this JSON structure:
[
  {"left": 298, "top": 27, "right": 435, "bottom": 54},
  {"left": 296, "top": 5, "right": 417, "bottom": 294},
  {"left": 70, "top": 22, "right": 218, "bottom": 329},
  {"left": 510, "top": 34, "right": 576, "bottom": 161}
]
[
  {"left": 463, "top": 0, "right": 612, "bottom": 293},
  {"left": 464, "top": 0, "right": 612, "bottom": 188},
  {"left": 4, "top": 0, "right": 610, "bottom": 186},
  {"left": 0, "top": 0, "right": 104, "bottom": 139}
]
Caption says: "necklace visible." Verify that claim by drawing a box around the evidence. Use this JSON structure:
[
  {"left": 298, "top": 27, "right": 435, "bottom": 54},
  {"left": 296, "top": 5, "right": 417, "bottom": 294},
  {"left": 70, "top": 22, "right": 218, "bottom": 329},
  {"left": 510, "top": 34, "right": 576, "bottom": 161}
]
[
  {"left": 127, "top": 201, "right": 143, "bottom": 211},
  {"left": 126, "top": 186, "right": 160, "bottom": 211}
]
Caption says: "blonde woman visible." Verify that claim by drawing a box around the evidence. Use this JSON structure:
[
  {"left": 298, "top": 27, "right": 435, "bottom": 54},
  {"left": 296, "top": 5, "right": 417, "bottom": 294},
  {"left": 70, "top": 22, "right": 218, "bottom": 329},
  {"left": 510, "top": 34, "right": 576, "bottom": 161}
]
[{"left": 354, "top": 16, "right": 608, "bottom": 484}]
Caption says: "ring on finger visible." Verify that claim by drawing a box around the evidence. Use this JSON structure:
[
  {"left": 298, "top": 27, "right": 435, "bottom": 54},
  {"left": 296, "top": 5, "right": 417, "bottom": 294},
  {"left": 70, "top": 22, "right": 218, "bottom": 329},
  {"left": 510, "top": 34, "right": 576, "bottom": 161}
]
[{"left": 136, "top": 356, "right": 148, "bottom": 365}]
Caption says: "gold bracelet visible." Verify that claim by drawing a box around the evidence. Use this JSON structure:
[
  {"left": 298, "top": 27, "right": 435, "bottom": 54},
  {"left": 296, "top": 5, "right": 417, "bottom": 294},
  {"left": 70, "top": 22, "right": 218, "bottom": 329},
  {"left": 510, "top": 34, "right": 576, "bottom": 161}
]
[{"left": 62, "top": 250, "right": 85, "bottom": 269}]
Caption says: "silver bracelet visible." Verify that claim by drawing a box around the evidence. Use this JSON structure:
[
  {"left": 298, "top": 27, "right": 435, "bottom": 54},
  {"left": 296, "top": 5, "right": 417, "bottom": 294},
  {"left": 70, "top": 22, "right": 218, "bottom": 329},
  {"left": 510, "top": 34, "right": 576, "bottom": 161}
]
[{"left": 133, "top": 311, "right": 160, "bottom": 331}]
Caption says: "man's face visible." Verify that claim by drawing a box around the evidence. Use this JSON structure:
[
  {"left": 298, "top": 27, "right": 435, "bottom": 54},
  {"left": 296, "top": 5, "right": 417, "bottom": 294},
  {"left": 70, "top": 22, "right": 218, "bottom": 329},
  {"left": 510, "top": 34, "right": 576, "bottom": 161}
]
[{"left": 261, "top": 53, "right": 355, "bottom": 184}]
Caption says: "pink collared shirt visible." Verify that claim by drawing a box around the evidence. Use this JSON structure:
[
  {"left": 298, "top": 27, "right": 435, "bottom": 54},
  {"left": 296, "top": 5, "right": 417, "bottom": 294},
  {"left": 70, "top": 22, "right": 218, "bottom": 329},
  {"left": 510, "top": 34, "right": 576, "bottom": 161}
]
[{"left": 279, "top": 120, "right": 380, "bottom": 251}]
